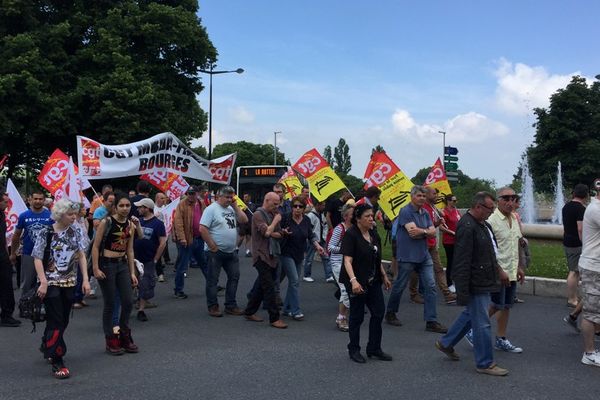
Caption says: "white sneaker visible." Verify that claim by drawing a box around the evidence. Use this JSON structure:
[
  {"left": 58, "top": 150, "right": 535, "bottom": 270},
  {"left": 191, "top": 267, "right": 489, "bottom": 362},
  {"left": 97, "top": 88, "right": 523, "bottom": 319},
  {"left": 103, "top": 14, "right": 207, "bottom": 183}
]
[
  {"left": 581, "top": 351, "right": 600, "bottom": 367},
  {"left": 158, "top": 274, "right": 165, "bottom": 282},
  {"left": 302, "top": 277, "right": 314, "bottom": 282},
  {"left": 326, "top": 277, "right": 335, "bottom": 283},
  {"left": 494, "top": 337, "right": 523, "bottom": 353},
  {"left": 448, "top": 284, "right": 456, "bottom": 293}
]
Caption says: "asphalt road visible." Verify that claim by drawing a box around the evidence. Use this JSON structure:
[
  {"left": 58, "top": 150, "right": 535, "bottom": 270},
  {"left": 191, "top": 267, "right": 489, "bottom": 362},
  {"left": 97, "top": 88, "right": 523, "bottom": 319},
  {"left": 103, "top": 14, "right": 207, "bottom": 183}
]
[{"left": 1, "top": 249, "right": 599, "bottom": 400}]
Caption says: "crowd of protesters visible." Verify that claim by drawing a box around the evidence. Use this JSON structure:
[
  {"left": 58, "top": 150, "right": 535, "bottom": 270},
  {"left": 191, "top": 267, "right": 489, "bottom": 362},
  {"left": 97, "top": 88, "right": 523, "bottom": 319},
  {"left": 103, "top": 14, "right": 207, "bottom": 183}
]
[{"left": 2, "top": 178, "right": 600, "bottom": 380}]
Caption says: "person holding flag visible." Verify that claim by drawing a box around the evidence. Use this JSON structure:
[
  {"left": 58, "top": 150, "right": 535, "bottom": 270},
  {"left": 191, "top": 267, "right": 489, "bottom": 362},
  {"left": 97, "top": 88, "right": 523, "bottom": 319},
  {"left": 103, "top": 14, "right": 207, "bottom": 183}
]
[
  {"left": 0, "top": 190, "right": 20, "bottom": 327},
  {"left": 11, "top": 190, "right": 54, "bottom": 300}
]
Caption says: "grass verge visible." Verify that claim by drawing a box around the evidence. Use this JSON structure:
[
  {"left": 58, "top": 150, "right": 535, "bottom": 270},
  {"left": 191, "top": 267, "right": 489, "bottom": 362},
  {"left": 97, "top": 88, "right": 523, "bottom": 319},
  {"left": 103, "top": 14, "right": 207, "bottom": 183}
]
[{"left": 377, "top": 225, "right": 567, "bottom": 280}]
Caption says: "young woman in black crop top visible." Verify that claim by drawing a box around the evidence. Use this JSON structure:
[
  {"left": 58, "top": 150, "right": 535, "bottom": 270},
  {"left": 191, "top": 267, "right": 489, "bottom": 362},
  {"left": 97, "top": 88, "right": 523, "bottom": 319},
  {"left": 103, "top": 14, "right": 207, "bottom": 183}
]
[{"left": 92, "top": 193, "right": 140, "bottom": 355}]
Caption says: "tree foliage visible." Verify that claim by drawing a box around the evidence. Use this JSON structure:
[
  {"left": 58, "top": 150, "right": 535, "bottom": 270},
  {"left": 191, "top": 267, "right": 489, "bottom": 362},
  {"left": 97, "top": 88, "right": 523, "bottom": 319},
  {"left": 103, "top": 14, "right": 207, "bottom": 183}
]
[
  {"left": 0, "top": 1, "right": 217, "bottom": 179},
  {"left": 323, "top": 145, "right": 333, "bottom": 167},
  {"left": 411, "top": 167, "right": 495, "bottom": 209},
  {"left": 339, "top": 173, "right": 364, "bottom": 198},
  {"left": 371, "top": 145, "right": 385, "bottom": 155},
  {"left": 527, "top": 75, "right": 600, "bottom": 192},
  {"left": 333, "top": 138, "right": 351, "bottom": 175}
]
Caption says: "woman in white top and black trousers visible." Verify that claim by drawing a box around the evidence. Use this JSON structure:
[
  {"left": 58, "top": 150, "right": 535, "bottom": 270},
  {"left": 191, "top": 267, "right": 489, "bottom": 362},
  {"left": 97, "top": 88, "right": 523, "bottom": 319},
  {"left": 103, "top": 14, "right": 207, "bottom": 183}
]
[{"left": 339, "top": 203, "right": 392, "bottom": 363}]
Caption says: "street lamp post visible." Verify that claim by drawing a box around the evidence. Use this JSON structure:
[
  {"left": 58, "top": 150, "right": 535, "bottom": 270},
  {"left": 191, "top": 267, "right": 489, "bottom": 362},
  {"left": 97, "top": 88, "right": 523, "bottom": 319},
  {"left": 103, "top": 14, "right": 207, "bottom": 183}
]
[
  {"left": 273, "top": 131, "right": 282, "bottom": 165},
  {"left": 199, "top": 64, "right": 244, "bottom": 160},
  {"left": 438, "top": 130, "right": 446, "bottom": 163}
]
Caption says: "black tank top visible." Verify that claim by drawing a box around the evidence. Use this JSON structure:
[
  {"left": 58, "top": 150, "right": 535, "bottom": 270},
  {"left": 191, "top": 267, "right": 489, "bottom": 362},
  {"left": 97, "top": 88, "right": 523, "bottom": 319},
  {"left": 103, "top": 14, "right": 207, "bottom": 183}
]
[{"left": 104, "top": 216, "right": 131, "bottom": 253}]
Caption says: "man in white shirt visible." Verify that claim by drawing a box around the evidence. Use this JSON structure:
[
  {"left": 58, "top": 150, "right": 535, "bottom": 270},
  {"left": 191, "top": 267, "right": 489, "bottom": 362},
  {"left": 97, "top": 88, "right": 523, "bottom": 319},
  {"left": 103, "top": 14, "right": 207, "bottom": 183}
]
[
  {"left": 579, "top": 182, "right": 600, "bottom": 367},
  {"left": 302, "top": 199, "right": 333, "bottom": 283},
  {"left": 200, "top": 186, "right": 248, "bottom": 317}
]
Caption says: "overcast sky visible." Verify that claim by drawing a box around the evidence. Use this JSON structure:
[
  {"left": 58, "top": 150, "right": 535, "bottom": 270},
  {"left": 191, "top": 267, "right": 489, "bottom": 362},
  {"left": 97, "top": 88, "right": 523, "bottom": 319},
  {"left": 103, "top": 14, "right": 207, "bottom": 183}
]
[{"left": 193, "top": 1, "right": 599, "bottom": 186}]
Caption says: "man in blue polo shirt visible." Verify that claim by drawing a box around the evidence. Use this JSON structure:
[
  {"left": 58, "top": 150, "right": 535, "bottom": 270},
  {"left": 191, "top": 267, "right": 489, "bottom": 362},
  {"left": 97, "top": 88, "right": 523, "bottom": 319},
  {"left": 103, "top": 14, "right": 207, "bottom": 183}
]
[
  {"left": 10, "top": 190, "right": 53, "bottom": 298},
  {"left": 133, "top": 198, "right": 167, "bottom": 322},
  {"left": 384, "top": 185, "right": 447, "bottom": 333}
]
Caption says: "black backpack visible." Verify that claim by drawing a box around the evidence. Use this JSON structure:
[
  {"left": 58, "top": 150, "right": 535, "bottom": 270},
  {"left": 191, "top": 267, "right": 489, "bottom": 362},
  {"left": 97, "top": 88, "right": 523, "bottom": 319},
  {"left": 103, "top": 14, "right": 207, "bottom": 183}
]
[{"left": 18, "top": 228, "right": 53, "bottom": 331}]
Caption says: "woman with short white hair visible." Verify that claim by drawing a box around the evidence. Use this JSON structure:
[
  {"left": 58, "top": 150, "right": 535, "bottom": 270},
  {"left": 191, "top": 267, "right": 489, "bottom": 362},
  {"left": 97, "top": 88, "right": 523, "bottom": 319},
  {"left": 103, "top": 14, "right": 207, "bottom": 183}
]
[{"left": 33, "top": 199, "right": 91, "bottom": 379}]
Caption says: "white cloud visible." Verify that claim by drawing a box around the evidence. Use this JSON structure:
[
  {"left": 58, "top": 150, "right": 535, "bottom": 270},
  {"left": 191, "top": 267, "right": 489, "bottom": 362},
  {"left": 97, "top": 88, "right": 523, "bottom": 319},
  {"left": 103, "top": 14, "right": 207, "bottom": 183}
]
[
  {"left": 391, "top": 109, "right": 508, "bottom": 144},
  {"left": 228, "top": 106, "right": 255, "bottom": 124},
  {"left": 494, "top": 58, "right": 580, "bottom": 115}
]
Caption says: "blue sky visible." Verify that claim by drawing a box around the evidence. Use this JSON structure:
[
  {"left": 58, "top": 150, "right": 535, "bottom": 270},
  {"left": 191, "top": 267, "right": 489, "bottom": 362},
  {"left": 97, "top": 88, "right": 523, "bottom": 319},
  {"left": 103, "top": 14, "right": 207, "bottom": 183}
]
[{"left": 194, "top": 1, "right": 599, "bottom": 186}]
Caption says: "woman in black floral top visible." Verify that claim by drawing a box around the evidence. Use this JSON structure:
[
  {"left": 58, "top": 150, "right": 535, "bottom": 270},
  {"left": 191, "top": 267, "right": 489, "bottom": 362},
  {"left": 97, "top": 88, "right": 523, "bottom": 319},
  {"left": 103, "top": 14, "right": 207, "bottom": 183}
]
[{"left": 33, "top": 199, "right": 90, "bottom": 379}]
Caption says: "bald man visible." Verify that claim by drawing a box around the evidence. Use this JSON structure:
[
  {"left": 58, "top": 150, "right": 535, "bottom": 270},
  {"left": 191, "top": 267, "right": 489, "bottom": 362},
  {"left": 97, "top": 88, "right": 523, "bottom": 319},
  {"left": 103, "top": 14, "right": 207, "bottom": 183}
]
[{"left": 244, "top": 192, "right": 288, "bottom": 329}]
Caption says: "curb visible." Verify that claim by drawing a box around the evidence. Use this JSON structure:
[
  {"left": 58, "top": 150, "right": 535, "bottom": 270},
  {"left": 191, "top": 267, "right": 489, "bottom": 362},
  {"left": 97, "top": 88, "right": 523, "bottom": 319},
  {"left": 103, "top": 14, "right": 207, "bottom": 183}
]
[
  {"left": 517, "top": 276, "right": 566, "bottom": 298},
  {"left": 381, "top": 260, "right": 567, "bottom": 299}
]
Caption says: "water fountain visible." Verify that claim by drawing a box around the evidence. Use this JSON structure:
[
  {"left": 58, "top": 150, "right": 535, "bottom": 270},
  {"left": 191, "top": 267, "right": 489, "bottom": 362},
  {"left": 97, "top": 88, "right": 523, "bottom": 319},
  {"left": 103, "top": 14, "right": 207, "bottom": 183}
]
[
  {"left": 520, "top": 157, "right": 537, "bottom": 224},
  {"left": 520, "top": 158, "right": 565, "bottom": 240},
  {"left": 552, "top": 161, "right": 565, "bottom": 224}
]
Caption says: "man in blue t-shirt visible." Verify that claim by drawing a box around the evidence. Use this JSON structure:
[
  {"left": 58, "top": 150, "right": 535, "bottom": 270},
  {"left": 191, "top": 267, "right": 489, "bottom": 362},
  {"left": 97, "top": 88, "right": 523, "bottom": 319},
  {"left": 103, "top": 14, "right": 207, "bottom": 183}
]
[
  {"left": 200, "top": 186, "right": 248, "bottom": 317},
  {"left": 130, "top": 180, "right": 151, "bottom": 218},
  {"left": 92, "top": 191, "right": 115, "bottom": 231},
  {"left": 10, "top": 191, "right": 53, "bottom": 298},
  {"left": 384, "top": 185, "right": 447, "bottom": 333},
  {"left": 133, "top": 198, "right": 166, "bottom": 322}
]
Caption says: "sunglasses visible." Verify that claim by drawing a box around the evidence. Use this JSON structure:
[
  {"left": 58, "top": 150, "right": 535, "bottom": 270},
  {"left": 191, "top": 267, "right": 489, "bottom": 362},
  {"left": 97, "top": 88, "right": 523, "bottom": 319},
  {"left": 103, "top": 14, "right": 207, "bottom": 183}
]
[
  {"left": 499, "top": 195, "right": 519, "bottom": 202},
  {"left": 292, "top": 204, "right": 305, "bottom": 209},
  {"left": 480, "top": 203, "right": 495, "bottom": 212}
]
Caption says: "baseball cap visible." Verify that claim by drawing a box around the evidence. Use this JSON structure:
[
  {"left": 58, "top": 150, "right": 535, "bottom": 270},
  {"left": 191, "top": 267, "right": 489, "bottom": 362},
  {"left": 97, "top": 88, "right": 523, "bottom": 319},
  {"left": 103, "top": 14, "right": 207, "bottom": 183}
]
[{"left": 133, "top": 198, "right": 155, "bottom": 210}]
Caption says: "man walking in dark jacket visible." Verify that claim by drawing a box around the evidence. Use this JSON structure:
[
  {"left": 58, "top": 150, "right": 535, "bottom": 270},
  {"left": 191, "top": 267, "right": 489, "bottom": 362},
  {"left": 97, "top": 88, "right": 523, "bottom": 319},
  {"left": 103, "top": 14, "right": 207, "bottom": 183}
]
[{"left": 434, "top": 192, "right": 510, "bottom": 376}]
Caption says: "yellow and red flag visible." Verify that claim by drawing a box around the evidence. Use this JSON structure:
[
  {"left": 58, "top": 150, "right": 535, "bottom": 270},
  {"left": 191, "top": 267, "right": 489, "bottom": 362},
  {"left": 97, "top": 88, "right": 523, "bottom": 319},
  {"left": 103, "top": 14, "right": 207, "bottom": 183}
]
[
  {"left": 292, "top": 149, "right": 347, "bottom": 203},
  {"left": 423, "top": 157, "right": 453, "bottom": 209},
  {"left": 233, "top": 194, "right": 248, "bottom": 211},
  {"left": 363, "top": 151, "right": 414, "bottom": 220},
  {"left": 278, "top": 167, "right": 304, "bottom": 200}
]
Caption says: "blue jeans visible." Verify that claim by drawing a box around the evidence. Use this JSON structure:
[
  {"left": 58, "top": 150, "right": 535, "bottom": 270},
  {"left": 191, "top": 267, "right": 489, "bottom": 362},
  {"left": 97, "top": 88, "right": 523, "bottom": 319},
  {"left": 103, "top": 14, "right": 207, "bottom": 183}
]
[
  {"left": 303, "top": 240, "right": 332, "bottom": 279},
  {"left": 386, "top": 257, "right": 438, "bottom": 322},
  {"left": 280, "top": 256, "right": 302, "bottom": 315},
  {"left": 112, "top": 292, "right": 120, "bottom": 327},
  {"left": 206, "top": 250, "right": 240, "bottom": 309},
  {"left": 439, "top": 293, "right": 494, "bottom": 369},
  {"left": 74, "top": 264, "right": 84, "bottom": 303},
  {"left": 174, "top": 237, "right": 208, "bottom": 293}
]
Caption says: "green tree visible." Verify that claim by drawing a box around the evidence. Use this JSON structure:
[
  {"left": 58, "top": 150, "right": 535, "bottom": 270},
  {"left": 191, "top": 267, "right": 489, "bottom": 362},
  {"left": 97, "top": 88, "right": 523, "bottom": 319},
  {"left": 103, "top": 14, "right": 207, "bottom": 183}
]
[
  {"left": 527, "top": 75, "right": 600, "bottom": 192},
  {"left": 323, "top": 145, "right": 334, "bottom": 167},
  {"left": 0, "top": 1, "right": 217, "bottom": 180},
  {"left": 339, "top": 174, "right": 365, "bottom": 198},
  {"left": 371, "top": 145, "right": 385, "bottom": 155},
  {"left": 333, "top": 138, "right": 351, "bottom": 175},
  {"left": 203, "top": 141, "right": 288, "bottom": 188}
]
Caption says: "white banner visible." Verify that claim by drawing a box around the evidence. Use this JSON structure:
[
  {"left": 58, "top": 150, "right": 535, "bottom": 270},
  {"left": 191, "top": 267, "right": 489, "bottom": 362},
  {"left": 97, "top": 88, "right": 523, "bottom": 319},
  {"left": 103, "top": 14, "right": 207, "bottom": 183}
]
[
  {"left": 76, "top": 132, "right": 235, "bottom": 183},
  {"left": 4, "top": 179, "right": 28, "bottom": 241}
]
